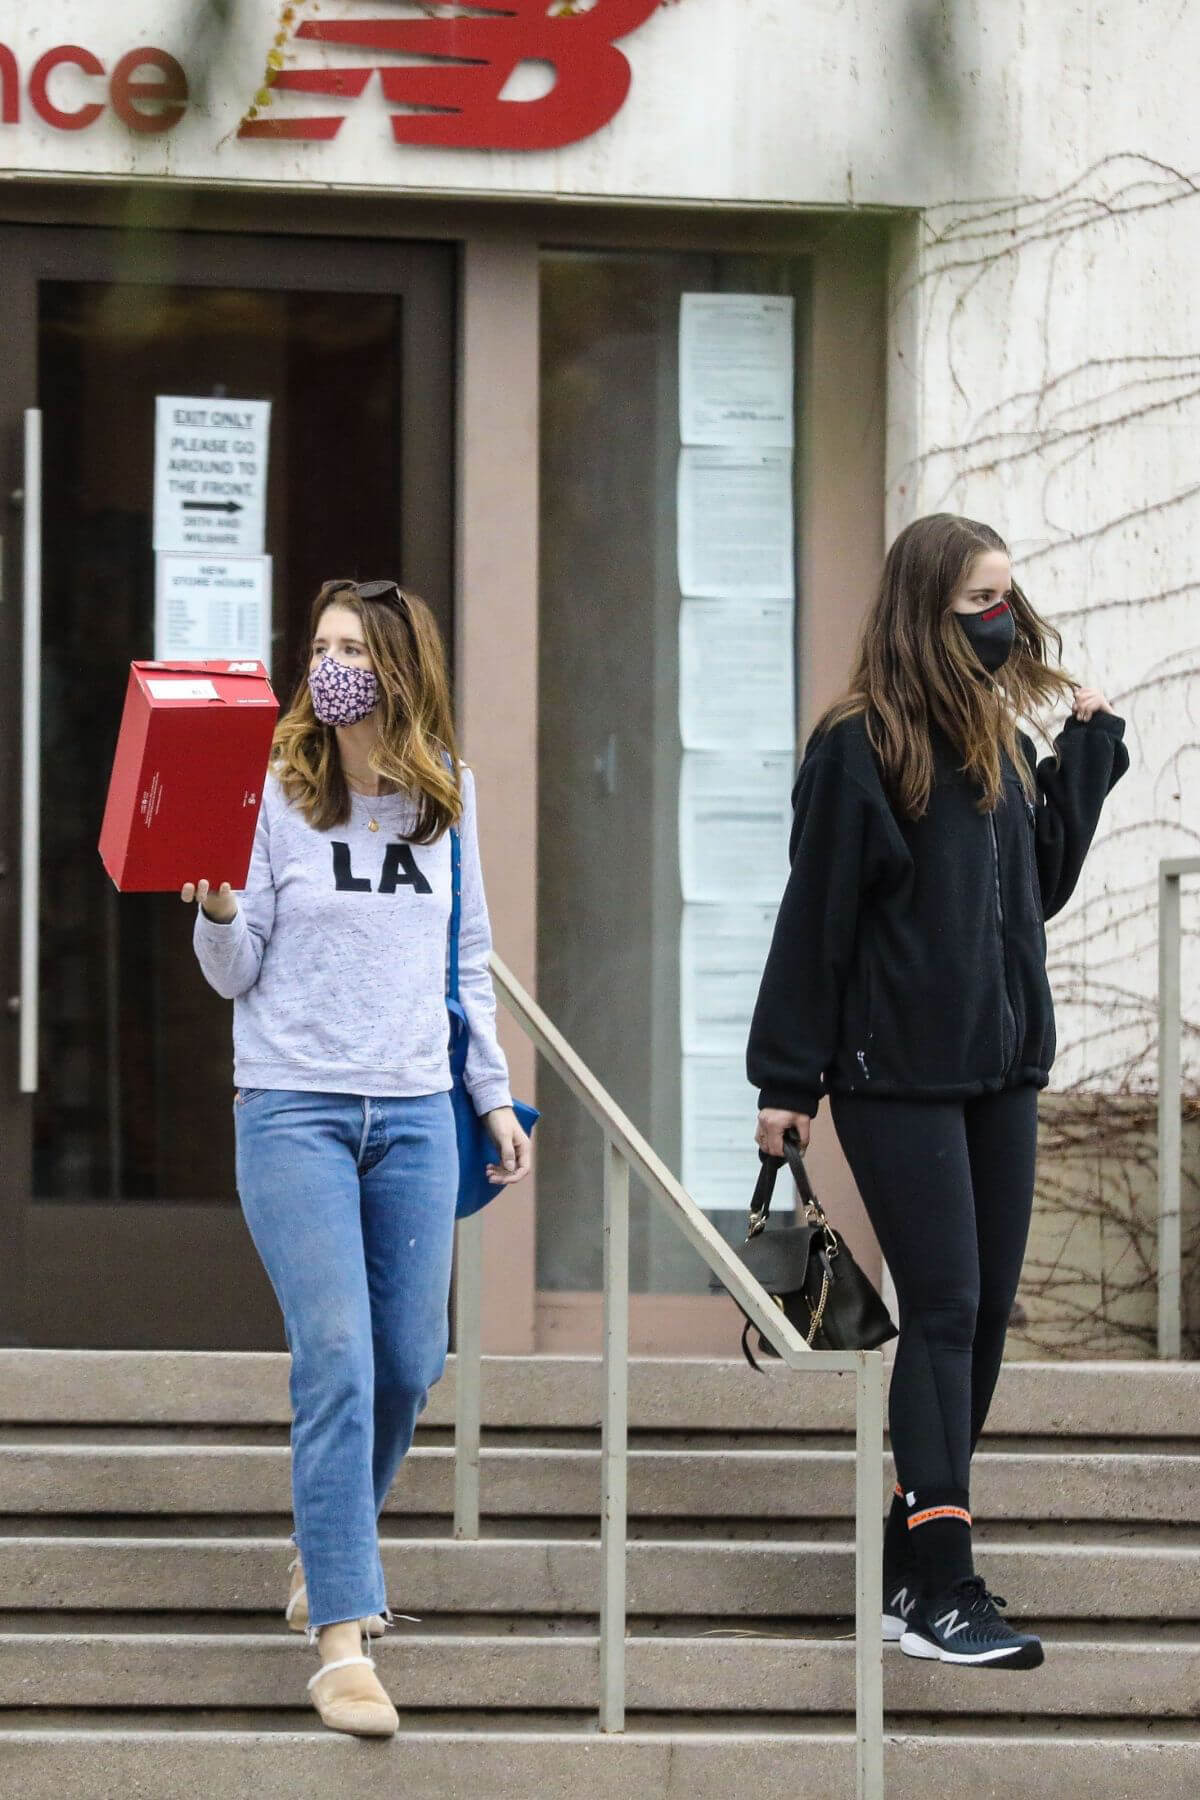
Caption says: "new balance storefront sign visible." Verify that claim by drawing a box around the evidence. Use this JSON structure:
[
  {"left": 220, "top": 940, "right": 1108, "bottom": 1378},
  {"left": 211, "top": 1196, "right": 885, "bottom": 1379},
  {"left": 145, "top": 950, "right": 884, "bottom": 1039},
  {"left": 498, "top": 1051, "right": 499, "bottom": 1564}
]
[
  {"left": 237, "top": 0, "right": 659, "bottom": 148},
  {"left": 0, "top": 40, "right": 188, "bottom": 134},
  {"left": 0, "top": 0, "right": 658, "bottom": 157}
]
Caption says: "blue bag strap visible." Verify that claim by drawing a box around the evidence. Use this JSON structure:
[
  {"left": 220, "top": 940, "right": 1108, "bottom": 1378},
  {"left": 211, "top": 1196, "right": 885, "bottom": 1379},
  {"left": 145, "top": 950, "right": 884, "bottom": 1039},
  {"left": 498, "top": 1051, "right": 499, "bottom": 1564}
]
[
  {"left": 443, "top": 748, "right": 463, "bottom": 1008},
  {"left": 445, "top": 756, "right": 469, "bottom": 1089},
  {"left": 447, "top": 817, "right": 462, "bottom": 1008},
  {"left": 446, "top": 786, "right": 469, "bottom": 1081}
]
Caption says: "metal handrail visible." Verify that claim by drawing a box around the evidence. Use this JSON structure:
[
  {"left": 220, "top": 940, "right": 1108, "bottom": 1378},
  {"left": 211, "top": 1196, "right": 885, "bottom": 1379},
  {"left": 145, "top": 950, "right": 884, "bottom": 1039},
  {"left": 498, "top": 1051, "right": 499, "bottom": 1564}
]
[
  {"left": 1158, "top": 856, "right": 1200, "bottom": 1358},
  {"left": 452, "top": 952, "right": 885, "bottom": 1798}
]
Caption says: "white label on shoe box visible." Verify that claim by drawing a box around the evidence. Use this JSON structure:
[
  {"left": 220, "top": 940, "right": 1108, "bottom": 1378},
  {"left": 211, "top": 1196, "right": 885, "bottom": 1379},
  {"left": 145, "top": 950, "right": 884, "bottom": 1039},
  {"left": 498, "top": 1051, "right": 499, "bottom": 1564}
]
[{"left": 146, "top": 679, "right": 220, "bottom": 700}]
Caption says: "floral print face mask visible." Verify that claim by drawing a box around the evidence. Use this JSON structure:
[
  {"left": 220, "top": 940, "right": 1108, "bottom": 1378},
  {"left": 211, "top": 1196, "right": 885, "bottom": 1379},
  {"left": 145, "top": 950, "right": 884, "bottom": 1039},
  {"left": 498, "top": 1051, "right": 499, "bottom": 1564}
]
[{"left": 308, "top": 654, "right": 380, "bottom": 726}]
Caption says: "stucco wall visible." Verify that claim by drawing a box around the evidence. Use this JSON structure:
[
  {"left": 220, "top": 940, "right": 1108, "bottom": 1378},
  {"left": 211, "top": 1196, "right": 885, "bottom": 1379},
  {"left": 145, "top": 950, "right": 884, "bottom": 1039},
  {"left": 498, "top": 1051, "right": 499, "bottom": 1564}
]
[{"left": 886, "top": 159, "right": 1199, "bottom": 1097}]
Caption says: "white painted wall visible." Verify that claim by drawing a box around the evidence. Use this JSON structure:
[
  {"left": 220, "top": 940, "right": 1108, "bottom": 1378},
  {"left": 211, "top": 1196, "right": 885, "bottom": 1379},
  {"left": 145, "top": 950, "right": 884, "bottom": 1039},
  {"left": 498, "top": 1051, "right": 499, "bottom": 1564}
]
[
  {"left": 882, "top": 33, "right": 1200, "bottom": 1094},
  {"left": 2, "top": 0, "right": 1196, "bottom": 1088}
]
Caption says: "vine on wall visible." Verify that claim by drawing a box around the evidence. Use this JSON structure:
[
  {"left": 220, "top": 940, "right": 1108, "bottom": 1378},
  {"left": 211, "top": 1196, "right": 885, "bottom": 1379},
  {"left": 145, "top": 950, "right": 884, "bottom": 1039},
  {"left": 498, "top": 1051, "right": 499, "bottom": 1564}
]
[
  {"left": 1011, "top": 1096, "right": 1200, "bottom": 1359},
  {"left": 897, "top": 152, "right": 1200, "bottom": 1356}
]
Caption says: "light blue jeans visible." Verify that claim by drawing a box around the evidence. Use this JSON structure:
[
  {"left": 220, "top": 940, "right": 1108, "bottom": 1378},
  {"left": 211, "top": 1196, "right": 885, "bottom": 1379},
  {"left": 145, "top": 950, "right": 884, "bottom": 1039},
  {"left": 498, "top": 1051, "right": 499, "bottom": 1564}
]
[{"left": 234, "top": 1089, "right": 458, "bottom": 1630}]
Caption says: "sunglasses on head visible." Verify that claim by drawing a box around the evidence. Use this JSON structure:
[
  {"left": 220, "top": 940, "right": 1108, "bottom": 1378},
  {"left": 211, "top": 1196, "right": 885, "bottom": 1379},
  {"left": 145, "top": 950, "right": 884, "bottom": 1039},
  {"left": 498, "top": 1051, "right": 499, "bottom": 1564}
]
[{"left": 328, "top": 578, "right": 405, "bottom": 605}]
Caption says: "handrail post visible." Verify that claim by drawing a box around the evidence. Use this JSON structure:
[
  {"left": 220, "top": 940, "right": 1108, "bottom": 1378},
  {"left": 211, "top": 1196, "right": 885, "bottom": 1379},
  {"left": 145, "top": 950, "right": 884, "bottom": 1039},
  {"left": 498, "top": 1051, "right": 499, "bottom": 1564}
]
[
  {"left": 855, "top": 1350, "right": 885, "bottom": 1799},
  {"left": 1158, "top": 862, "right": 1183, "bottom": 1360},
  {"left": 453, "top": 1210, "right": 484, "bottom": 1539},
  {"left": 599, "top": 1138, "right": 630, "bottom": 1731},
  {"left": 486, "top": 954, "right": 885, "bottom": 1777}
]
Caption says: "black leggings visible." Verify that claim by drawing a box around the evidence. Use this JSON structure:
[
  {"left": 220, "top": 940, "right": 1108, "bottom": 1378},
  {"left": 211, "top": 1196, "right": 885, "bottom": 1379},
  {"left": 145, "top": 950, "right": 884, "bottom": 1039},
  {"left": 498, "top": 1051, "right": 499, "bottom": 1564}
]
[{"left": 830, "top": 1086, "right": 1039, "bottom": 1495}]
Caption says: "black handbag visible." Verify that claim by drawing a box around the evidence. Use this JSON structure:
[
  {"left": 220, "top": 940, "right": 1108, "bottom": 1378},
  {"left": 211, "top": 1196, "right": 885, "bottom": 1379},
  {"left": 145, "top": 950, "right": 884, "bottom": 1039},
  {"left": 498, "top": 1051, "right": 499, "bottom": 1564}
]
[{"left": 729, "top": 1129, "right": 897, "bottom": 1368}]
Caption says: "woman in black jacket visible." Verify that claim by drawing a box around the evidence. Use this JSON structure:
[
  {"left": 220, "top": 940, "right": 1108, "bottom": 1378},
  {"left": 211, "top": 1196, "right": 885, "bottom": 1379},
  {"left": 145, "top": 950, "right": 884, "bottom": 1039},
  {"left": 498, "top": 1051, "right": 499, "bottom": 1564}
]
[{"left": 747, "top": 513, "right": 1128, "bottom": 1670}]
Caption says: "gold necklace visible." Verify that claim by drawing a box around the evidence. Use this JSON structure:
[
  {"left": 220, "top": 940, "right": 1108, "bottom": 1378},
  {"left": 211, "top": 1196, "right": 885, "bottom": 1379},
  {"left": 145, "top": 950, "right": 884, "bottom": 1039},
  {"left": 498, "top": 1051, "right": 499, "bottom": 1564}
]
[{"left": 349, "top": 786, "right": 381, "bottom": 832}]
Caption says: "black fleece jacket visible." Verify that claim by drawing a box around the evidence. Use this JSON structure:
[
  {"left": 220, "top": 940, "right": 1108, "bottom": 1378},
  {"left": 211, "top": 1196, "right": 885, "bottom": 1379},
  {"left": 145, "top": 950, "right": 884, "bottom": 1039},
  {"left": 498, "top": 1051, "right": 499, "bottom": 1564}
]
[{"left": 747, "top": 709, "right": 1129, "bottom": 1116}]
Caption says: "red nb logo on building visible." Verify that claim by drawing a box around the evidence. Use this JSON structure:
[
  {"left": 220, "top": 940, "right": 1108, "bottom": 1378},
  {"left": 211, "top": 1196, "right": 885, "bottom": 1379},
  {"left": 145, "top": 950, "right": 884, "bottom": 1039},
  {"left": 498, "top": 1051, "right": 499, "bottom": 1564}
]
[{"left": 239, "top": 0, "right": 659, "bottom": 150}]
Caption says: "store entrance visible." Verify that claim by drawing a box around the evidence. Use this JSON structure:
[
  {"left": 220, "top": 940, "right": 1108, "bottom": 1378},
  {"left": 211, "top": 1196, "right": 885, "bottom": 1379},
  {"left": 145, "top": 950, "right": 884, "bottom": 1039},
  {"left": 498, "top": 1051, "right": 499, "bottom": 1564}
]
[{"left": 0, "top": 226, "right": 454, "bottom": 1348}]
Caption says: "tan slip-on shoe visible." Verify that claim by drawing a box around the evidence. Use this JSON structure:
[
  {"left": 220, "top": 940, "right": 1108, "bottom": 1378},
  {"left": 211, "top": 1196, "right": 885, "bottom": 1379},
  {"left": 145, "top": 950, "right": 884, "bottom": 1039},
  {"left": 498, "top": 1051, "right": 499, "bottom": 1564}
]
[
  {"left": 286, "top": 1555, "right": 387, "bottom": 1638},
  {"left": 307, "top": 1653, "right": 399, "bottom": 1737}
]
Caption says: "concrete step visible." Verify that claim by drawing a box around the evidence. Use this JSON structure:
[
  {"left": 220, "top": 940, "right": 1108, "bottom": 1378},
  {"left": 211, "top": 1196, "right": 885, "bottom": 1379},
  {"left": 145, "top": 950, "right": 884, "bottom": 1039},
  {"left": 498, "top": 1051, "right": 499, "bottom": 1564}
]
[
  {"left": 0, "top": 1536, "right": 1192, "bottom": 1620},
  {"left": 0, "top": 1443, "right": 1195, "bottom": 1524},
  {"left": 1, "top": 1350, "right": 1195, "bottom": 1440},
  {"left": 0, "top": 1629, "right": 1195, "bottom": 1719},
  {"left": 2, "top": 1728, "right": 1199, "bottom": 1800}
]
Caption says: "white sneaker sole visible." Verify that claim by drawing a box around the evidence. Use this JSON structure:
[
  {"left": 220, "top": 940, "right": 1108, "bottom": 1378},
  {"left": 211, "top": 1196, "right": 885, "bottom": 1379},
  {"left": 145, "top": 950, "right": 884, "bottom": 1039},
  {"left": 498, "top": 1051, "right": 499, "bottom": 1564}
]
[
  {"left": 882, "top": 1614, "right": 908, "bottom": 1643},
  {"left": 900, "top": 1628, "right": 1044, "bottom": 1667}
]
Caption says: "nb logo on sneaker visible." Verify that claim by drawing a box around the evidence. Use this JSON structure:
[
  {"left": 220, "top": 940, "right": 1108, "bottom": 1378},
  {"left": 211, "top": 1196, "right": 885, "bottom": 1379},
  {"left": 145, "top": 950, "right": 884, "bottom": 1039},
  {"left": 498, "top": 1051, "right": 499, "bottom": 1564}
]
[
  {"left": 932, "top": 1608, "right": 970, "bottom": 1638},
  {"left": 889, "top": 1586, "right": 917, "bottom": 1621}
]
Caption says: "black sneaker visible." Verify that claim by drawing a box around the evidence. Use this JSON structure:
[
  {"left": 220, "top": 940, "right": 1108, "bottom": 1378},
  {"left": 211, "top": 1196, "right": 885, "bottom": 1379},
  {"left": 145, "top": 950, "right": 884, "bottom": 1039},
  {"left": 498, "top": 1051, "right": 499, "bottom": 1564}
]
[
  {"left": 900, "top": 1574, "right": 1044, "bottom": 1668},
  {"left": 882, "top": 1573, "right": 920, "bottom": 1643}
]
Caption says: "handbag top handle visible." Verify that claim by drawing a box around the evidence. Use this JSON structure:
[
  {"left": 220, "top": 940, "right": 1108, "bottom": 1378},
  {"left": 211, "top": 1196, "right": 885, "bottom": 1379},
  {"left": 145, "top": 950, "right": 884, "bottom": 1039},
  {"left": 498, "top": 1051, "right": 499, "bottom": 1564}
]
[{"left": 750, "top": 1129, "right": 819, "bottom": 1233}]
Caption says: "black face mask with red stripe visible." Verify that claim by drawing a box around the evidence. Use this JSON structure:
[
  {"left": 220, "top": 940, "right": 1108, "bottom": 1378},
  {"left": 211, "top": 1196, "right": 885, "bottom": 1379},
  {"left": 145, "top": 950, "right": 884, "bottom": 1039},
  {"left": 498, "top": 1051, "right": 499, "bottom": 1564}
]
[{"left": 956, "top": 597, "right": 1015, "bottom": 672}]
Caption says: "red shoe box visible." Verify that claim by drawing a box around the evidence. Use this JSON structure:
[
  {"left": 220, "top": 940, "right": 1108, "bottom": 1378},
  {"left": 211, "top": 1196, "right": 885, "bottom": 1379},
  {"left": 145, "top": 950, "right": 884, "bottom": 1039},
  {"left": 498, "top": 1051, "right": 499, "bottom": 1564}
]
[{"left": 99, "top": 661, "right": 279, "bottom": 893}]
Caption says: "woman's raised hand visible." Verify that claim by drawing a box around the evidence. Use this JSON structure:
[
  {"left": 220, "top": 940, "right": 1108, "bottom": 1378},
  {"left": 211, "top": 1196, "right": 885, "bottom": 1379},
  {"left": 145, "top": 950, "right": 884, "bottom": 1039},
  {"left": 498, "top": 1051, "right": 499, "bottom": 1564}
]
[
  {"left": 1072, "top": 687, "right": 1114, "bottom": 722},
  {"left": 756, "top": 1109, "right": 811, "bottom": 1158},
  {"left": 180, "top": 880, "right": 239, "bottom": 923}
]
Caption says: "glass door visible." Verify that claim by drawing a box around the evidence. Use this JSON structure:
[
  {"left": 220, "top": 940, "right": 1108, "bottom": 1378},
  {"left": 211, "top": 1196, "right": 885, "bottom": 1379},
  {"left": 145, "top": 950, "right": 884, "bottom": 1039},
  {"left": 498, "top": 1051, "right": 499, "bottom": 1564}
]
[
  {"left": 0, "top": 227, "right": 453, "bottom": 1347},
  {"left": 535, "top": 248, "right": 807, "bottom": 1351}
]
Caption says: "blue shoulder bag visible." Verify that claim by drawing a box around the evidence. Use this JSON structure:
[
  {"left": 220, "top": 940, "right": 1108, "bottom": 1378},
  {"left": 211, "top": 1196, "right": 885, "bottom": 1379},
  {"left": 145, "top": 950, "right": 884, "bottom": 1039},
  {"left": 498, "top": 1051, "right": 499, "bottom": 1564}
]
[{"left": 447, "top": 821, "right": 539, "bottom": 1219}]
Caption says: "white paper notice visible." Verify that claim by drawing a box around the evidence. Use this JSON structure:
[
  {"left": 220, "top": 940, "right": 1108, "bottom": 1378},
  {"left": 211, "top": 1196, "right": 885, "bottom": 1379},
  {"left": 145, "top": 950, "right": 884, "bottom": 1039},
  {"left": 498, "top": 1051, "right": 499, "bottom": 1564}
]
[
  {"left": 155, "top": 555, "right": 273, "bottom": 664},
  {"left": 154, "top": 397, "right": 271, "bottom": 554},
  {"left": 679, "top": 294, "right": 795, "bottom": 448},
  {"left": 681, "top": 903, "right": 778, "bottom": 1056},
  {"left": 677, "top": 448, "right": 794, "bottom": 601},
  {"left": 681, "top": 1055, "right": 791, "bottom": 1215},
  {"left": 679, "top": 752, "right": 793, "bottom": 904},
  {"left": 679, "top": 599, "right": 795, "bottom": 752}
]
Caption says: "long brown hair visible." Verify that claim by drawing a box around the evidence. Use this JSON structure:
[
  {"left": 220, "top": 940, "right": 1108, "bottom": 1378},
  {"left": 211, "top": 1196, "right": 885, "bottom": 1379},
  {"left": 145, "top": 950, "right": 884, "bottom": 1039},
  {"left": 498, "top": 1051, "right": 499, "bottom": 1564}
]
[
  {"left": 818, "top": 513, "right": 1076, "bottom": 817},
  {"left": 273, "top": 580, "right": 461, "bottom": 842}
]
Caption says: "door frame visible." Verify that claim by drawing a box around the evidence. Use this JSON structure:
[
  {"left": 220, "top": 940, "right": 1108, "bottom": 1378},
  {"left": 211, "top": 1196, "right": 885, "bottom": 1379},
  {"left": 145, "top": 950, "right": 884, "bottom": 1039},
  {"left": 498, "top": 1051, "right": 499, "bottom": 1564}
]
[
  {"left": 0, "top": 191, "right": 891, "bottom": 1356},
  {"left": 0, "top": 223, "right": 455, "bottom": 1346}
]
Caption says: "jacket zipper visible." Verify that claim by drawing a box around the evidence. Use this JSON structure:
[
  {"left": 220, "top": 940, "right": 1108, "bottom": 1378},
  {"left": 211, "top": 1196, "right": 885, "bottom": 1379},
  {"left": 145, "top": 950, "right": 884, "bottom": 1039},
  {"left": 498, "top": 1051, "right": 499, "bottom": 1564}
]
[
  {"left": 856, "top": 961, "right": 873, "bottom": 1081},
  {"left": 989, "top": 812, "right": 1019, "bottom": 1072}
]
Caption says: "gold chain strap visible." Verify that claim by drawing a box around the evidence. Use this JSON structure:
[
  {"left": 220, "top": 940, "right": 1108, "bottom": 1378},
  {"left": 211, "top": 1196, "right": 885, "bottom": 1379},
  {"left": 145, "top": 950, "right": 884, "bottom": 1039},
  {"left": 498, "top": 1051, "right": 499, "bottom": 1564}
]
[
  {"left": 758, "top": 1186, "right": 841, "bottom": 1348},
  {"left": 805, "top": 1266, "right": 832, "bottom": 1345}
]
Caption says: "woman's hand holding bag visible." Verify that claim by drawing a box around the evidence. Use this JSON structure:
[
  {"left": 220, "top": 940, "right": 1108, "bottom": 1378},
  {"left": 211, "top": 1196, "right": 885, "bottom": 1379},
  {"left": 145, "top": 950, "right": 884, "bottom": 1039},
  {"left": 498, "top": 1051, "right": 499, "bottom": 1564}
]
[
  {"left": 481, "top": 1105, "right": 533, "bottom": 1186},
  {"left": 724, "top": 1127, "right": 897, "bottom": 1367},
  {"left": 756, "top": 1107, "right": 811, "bottom": 1156}
]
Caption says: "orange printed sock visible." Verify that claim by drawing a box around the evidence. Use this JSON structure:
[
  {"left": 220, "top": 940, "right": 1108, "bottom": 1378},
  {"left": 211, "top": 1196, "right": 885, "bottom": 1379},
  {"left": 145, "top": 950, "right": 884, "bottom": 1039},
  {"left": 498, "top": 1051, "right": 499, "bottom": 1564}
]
[{"left": 903, "top": 1485, "right": 974, "bottom": 1588}]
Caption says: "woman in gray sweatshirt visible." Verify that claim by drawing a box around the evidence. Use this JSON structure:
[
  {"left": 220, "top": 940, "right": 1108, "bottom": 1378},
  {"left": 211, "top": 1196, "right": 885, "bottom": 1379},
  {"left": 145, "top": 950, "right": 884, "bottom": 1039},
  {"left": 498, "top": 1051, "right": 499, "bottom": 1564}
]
[{"left": 185, "top": 578, "right": 531, "bottom": 1736}]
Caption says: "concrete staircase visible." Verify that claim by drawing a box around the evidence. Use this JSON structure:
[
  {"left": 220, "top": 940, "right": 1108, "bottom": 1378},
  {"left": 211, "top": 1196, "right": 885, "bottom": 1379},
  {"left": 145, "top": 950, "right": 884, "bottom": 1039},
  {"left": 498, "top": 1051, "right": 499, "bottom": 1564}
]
[{"left": 0, "top": 1350, "right": 1196, "bottom": 1798}]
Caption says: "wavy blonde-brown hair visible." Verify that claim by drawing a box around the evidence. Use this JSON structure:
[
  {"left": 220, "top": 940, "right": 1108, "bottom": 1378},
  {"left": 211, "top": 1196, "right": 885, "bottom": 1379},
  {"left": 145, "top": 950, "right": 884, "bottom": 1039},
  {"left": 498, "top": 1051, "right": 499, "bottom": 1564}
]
[
  {"left": 273, "top": 580, "right": 461, "bottom": 842},
  {"left": 818, "top": 513, "right": 1076, "bottom": 818}
]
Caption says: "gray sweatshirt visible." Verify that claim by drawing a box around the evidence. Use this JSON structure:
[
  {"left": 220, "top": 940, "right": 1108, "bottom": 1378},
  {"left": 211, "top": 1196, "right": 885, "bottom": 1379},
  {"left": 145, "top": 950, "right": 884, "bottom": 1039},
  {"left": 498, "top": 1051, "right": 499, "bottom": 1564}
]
[{"left": 193, "top": 767, "right": 512, "bottom": 1112}]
